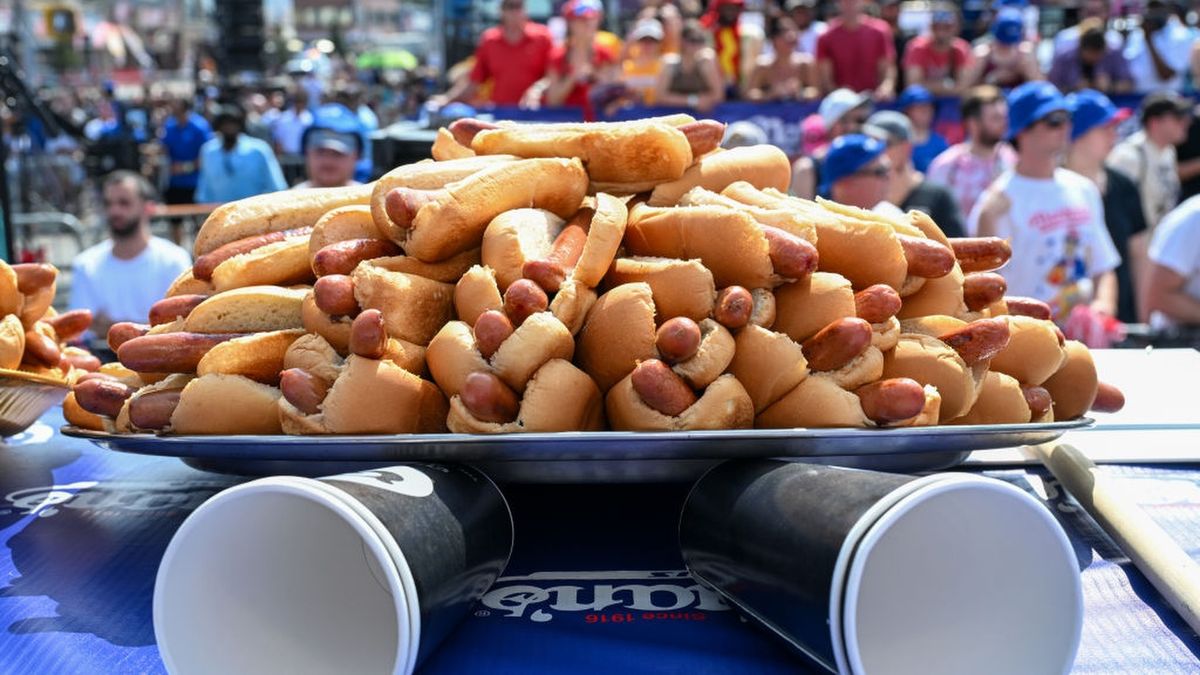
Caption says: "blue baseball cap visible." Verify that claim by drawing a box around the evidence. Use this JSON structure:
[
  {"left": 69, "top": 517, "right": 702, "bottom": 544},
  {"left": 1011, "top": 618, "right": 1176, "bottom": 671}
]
[
  {"left": 820, "top": 134, "right": 887, "bottom": 195},
  {"left": 303, "top": 103, "right": 365, "bottom": 155},
  {"left": 897, "top": 85, "right": 934, "bottom": 111},
  {"left": 1066, "top": 89, "right": 1132, "bottom": 141},
  {"left": 1006, "top": 81, "right": 1069, "bottom": 139},
  {"left": 991, "top": 9, "right": 1024, "bottom": 45}
]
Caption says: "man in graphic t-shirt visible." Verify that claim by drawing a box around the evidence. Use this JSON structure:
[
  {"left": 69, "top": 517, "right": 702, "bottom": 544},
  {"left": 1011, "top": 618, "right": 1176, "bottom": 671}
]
[{"left": 968, "top": 81, "right": 1120, "bottom": 324}]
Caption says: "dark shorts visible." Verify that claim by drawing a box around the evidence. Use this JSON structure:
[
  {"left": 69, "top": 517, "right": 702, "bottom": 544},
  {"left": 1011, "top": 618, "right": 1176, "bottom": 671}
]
[{"left": 163, "top": 186, "right": 195, "bottom": 205}]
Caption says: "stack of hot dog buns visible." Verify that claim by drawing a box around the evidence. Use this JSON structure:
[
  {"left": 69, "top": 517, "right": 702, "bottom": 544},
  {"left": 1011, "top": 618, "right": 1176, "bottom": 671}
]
[{"left": 67, "top": 115, "right": 1124, "bottom": 435}]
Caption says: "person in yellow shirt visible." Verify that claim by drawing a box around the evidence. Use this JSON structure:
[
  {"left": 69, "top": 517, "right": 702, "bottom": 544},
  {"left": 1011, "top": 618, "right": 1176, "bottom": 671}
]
[{"left": 622, "top": 19, "right": 666, "bottom": 105}]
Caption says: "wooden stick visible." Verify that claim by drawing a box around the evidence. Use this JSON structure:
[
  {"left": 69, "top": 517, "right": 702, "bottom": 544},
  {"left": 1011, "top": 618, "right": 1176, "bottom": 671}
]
[{"left": 1029, "top": 442, "right": 1200, "bottom": 634}]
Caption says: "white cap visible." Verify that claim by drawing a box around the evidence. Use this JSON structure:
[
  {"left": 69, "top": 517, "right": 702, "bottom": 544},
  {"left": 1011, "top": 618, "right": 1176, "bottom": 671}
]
[
  {"left": 819, "top": 89, "right": 872, "bottom": 127},
  {"left": 630, "top": 18, "right": 664, "bottom": 42}
]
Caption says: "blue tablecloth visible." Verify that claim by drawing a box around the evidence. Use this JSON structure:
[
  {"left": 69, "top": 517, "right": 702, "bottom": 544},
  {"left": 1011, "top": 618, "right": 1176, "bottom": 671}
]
[{"left": 1, "top": 410, "right": 1198, "bottom": 673}]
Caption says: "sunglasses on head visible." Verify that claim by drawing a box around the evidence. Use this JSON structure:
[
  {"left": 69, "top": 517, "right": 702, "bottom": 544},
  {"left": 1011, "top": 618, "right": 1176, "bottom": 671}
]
[{"left": 1039, "top": 112, "right": 1071, "bottom": 128}]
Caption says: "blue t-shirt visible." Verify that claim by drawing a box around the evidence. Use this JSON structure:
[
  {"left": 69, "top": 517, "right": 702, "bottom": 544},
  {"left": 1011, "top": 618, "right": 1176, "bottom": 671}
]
[
  {"left": 195, "top": 135, "right": 288, "bottom": 204},
  {"left": 913, "top": 132, "right": 950, "bottom": 174},
  {"left": 160, "top": 113, "right": 213, "bottom": 189}
]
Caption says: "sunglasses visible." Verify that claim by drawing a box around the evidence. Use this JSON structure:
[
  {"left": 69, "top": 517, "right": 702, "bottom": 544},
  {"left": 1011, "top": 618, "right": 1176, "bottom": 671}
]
[
  {"left": 1039, "top": 112, "right": 1071, "bottom": 128},
  {"left": 853, "top": 165, "right": 891, "bottom": 179},
  {"left": 501, "top": 3, "right": 523, "bottom": 10}
]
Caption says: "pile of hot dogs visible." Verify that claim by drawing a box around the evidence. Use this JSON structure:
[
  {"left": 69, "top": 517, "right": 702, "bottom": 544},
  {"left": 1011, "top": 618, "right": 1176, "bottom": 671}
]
[
  {"left": 66, "top": 115, "right": 1124, "bottom": 435},
  {"left": 0, "top": 260, "right": 100, "bottom": 389}
]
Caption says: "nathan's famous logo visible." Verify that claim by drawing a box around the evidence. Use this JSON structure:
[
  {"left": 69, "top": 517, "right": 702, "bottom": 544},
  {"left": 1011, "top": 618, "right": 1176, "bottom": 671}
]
[
  {"left": 329, "top": 467, "right": 435, "bottom": 498},
  {"left": 2, "top": 481, "right": 230, "bottom": 518},
  {"left": 478, "top": 570, "right": 731, "bottom": 623}
]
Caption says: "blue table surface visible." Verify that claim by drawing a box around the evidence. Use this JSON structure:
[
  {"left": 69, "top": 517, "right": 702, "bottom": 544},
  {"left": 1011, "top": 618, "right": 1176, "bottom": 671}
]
[{"left": 1, "top": 409, "right": 1199, "bottom": 674}]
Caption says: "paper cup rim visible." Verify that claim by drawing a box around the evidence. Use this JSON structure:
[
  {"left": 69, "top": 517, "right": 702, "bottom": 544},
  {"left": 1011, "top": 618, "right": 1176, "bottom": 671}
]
[
  {"left": 154, "top": 478, "right": 414, "bottom": 675},
  {"left": 840, "top": 475, "right": 1083, "bottom": 675},
  {"left": 828, "top": 472, "right": 963, "bottom": 675},
  {"left": 272, "top": 476, "right": 421, "bottom": 675}
]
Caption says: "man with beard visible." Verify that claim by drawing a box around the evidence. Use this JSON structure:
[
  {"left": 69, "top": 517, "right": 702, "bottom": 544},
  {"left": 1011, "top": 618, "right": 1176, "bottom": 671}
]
[
  {"left": 69, "top": 171, "right": 192, "bottom": 341},
  {"left": 925, "top": 85, "right": 1017, "bottom": 218},
  {"left": 195, "top": 104, "right": 287, "bottom": 203}
]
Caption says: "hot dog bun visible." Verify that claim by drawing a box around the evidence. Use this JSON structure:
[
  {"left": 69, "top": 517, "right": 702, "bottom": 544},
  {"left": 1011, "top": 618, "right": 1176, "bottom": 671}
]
[
  {"left": 951, "top": 371, "right": 1031, "bottom": 425},
  {"left": 196, "top": 329, "right": 306, "bottom": 384},
  {"left": 371, "top": 155, "right": 519, "bottom": 243},
  {"left": 171, "top": 374, "right": 284, "bottom": 434},
  {"left": 351, "top": 263, "right": 454, "bottom": 345},
  {"left": 166, "top": 269, "right": 214, "bottom": 298},
  {"left": 368, "top": 248, "right": 482, "bottom": 284},
  {"left": 648, "top": 145, "right": 791, "bottom": 206},
  {"left": 604, "top": 257, "right": 716, "bottom": 323},
  {"left": 195, "top": 183, "right": 374, "bottom": 256},
  {"left": 0, "top": 314, "right": 25, "bottom": 369},
  {"left": 881, "top": 333, "right": 978, "bottom": 422},
  {"left": 548, "top": 279, "right": 597, "bottom": 335},
  {"left": 0, "top": 261, "right": 21, "bottom": 317},
  {"left": 482, "top": 208, "right": 567, "bottom": 291},
  {"left": 626, "top": 204, "right": 774, "bottom": 289},
  {"left": 773, "top": 272, "right": 855, "bottom": 343},
  {"left": 897, "top": 263, "right": 967, "bottom": 318},
  {"left": 63, "top": 391, "right": 109, "bottom": 431},
  {"left": 1041, "top": 340, "right": 1098, "bottom": 420},
  {"left": 432, "top": 127, "right": 475, "bottom": 161},
  {"left": 575, "top": 283, "right": 658, "bottom": 393},
  {"left": 446, "top": 359, "right": 603, "bottom": 433},
  {"left": 669, "top": 319, "right": 735, "bottom": 390},
  {"left": 988, "top": 316, "right": 1068, "bottom": 386},
  {"left": 453, "top": 265, "right": 504, "bottom": 327},
  {"left": 756, "top": 374, "right": 870, "bottom": 428},
  {"left": 606, "top": 372, "right": 753, "bottom": 431},
  {"left": 211, "top": 235, "right": 313, "bottom": 292},
  {"left": 728, "top": 324, "right": 809, "bottom": 414},
  {"left": 184, "top": 286, "right": 307, "bottom": 333},
  {"left": 426, "top": 311, "right": 574, "bottom": 397}
]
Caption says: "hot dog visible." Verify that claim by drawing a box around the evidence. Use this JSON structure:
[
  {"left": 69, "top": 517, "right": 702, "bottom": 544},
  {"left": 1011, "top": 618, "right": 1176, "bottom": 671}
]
[
  {"left": 118, "top": 332, "right": 247, "bottom": 373},
  {"left": 522, "top": 221, "right": 589, "bottom": 293},
  {"left": 713, "top": 286, "right": 754, "bottom": 329},
  {"left": 348, "top": 310, "right": 387, "bottom": 360},
  {"left": 950, "top": 237, "right": 1012, "bottom": 273},
  {"left": 854, "top": 285, "right": 902, "bottom": 324},
  {"left": 280, "top": 368, "right": 330, "bottom": 415},
  {"left": 761, "top": 226, "right": 819, "bottom": 281},
  {"left": 45, "top": 309, "right": 92, "bottom": 343},
  {"left": 129, "top": 387, "right": 184, "bottom": 430},
  {"left": 856, "top": 378, "right": 927, "bottom": 424},
  {"left": 13, "top": 263, "right": 56, "bottom": 294},
  {"left": 193, "top": 226, "right": 314, "bottom": 281},
  {"left": 503, "top": 279, "right": 549, "bottom": 327},
  {"left": 897, "top": 234, "right": 955, "bottom": 279},
  {"left": 656, "top": 317, "right": 702, "bottom": 364},
  {"left": 963, "top": 272, "right": 1008, "bottom": 312},
  {"left": 1002, "top": 296, "right": 1053, "bottom": 321},
  {"left": 460, "top": 371, "right": 520, "bottom": 423},
  {"left": 937, "top": 317, "right": 1011, "bottom": 366},
  {"left": 802, "top": 318, "right": 873, "bottom": 372},
  {"left": 59, "top": 347, "right": 101, "bottom": 373},
  {"left": 1092, "top": 381, "right": 1125, "bottom": 413},
  {"left": 312, "top": 238, "right": 402, "bottom": 277},
  {"left": 149, "top": 294, "right": 209, "bottom": 326},
  {"left": 23, "top": 328, "right": 61, "bottom": 368},
  {"left": 108, "top": 322, "right": 150, "bottom": 352},
  {"left": 1021, "top": 384, "right": 1052, "bottom": 419},
  {"left": 630, "top": 359, "right": 698, "bottom": 417},
  {"left": 73, "top": 376, "right": 134, "bottom": 418},
  {"left": 473, "top": 310, "right": 515, "bottom": 360},
  {"left": 313, "top": 275, "right": 359, "bottom": 317}
]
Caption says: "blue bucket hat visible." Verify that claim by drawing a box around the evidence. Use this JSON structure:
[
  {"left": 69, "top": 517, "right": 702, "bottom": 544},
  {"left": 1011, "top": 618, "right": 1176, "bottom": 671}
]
[
  {"left": 992, "top": 9, "right": 1024, "bottom": 45},
  {"left": 820, "top": 134, "right": 887, "bottom": 195},
  {"left": 1006, "top": 81, "right": 1069, "bottom": 139},
  {"left": 897, "top": 85, "right": 934, "bottom": 111},
  {"left": 1066, "top": 89, "right": 1132, "bottom": 141}
]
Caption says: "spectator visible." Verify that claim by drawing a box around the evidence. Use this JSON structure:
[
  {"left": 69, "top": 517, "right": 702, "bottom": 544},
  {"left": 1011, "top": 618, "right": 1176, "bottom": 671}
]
[
  {"left": 700, "top": 0, "right": 763, "bottom": 96},
  {"left": 1124, "top": 0, "right": 1193, "bottom": 93},
  {"left": 898, "top": 85, "right": 949, "bottom": 173},
  {"left": 1177, "top": 99, "right": 1200, "bottom": 201},
  {"left": 927, "top": 85, "right": 1017, "bottom": 218},
  {"left": 637, "top": 3, "right": 683, "bottom": 55},
  {"left": 791, "top": 88, "right": 872, "bottom": 199},
  {"left": 655, "top": 20, "right": 726, "bottom": 112},
  {"left": 159, "top": 98, "right": 212, "bottom": 205},
  {"left": 621, "top": 19, "right": 666, "bottom": 105},
  {"left": 1108, "top": 90, "right": 1192, "bottom": 231},
  {"left": 69, "top": 171, "right": 192, "bottom": 341},
  {"left": 815, "top": 0, "right": 896, "bottom": 98},
  {"left": 195, "top": 105, "right": 287, "bottom": 204},
  {"left": 1145, "top": 195, "right": 1200, "bottom": 329},
  {"left": 432, "top": 0, "right": 552, "bottom": 107},
  {"left": 964, "top": 9, "right": 1041, "bottom": 89},
  {"left": 242, "top": 93, "right": 273, "bottom": 145},
  {"left": 722, "top": 120, "right": 769, "bottom": 149},
  {"left": 877, "top": 0, "right": 911, "bottom": 92},
  {"left": 866, "top": 110, "right": 965, "bottom": 237},
  {"left": 541, "top": 0, "right": 620, "bottom": 121},
  {"left": 821, "top": 133, "right": 892, "bottom": 209},
  {"left": 1047, "top": 18, "right": 1133, "bottom": 93},
  {"left": 295, "top": 104, "right": 363, "bottom": 189},
  {"left": 1052, "top": 0, "right": 1122, "bottom": 57},
  {"left": 745, "top": 15, "right": 817, "bottom": 102},
  {"left": 272, "top": 89, "right": 312, "bottom": 157},
  {"left": 903, "top": 3, "right": 973, "bottom": 97},
  {"left": 1065, "top": 90, "right": 1147, "bottom": 324},
  {"left": 968, "top": 82, "right": 1120, "bottom": 323},
  {"left": 785, "top": 0, "right": 826, "bottom": 56}
]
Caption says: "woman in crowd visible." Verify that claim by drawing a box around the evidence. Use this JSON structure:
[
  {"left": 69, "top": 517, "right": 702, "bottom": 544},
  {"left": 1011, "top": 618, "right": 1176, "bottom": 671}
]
[
  {"left": 964, "top": 9, "right": 1041, "bottom": 89},
  {"left": 744, "top": 14, "right": 817, "bottom": 102},
  {"left": 654, "top": 20, "right": 726, "bottom": 112},
  {"left": 541, "top": 0, "right": 621, "bottom": 121},
  {"left": 1047, "top": 18, "right": 1133, "bottom": 93}
]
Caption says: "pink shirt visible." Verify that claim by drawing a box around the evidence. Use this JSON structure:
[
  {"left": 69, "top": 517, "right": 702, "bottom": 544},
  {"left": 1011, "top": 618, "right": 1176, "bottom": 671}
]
[{"left": 925, "top": 142, "right": 1017, "bottom": 218}]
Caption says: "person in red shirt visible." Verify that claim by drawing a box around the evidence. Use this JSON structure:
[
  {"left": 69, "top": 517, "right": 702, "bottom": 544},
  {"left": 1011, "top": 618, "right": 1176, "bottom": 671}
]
[
  {"left": 903, "top": 3, "right": 973, "bottom": 96},
  {"left": 815, "top": 0, "right": 896, "bottom": 98},
  {"left": 431, "top": 0, "right": 552, "bottom": 107},
  {"left": 540, "top": 0, "right": 620, "bottom": 121}
]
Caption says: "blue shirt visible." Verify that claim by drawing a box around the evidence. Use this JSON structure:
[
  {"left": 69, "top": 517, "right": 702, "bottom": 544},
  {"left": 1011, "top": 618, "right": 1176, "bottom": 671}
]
[
  {"left": 194, "top": 135, "right": 288, "bottom": 204},
  {"left": 160, "top": 113, "right": 212, "bottom": 189},
  {"left": 913, "top": 132, "right": 950, "bottom": 174}
]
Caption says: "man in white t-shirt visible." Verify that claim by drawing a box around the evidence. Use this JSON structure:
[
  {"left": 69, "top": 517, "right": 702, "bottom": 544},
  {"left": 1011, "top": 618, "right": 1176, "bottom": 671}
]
[
  {"left": 1107, "top": 90, "right": 1192, "bottom": 231},
  {"left": 69, "top": 171, "right": 193, "bottom": 341},
  {"left": 1145, "top": 195, "right": 1200, "bottom": 329},
  {"left": 1122, "top": 0, "right": 1193, "bottom": 93},
  {"left": 969, "top": 81, "right": 1120, "bottom": 324}
]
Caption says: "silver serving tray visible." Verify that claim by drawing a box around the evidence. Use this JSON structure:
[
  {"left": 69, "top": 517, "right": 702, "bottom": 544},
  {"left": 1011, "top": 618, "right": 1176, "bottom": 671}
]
[{"left": 63, "top": 419, "right": 1092, "bottom": 482}]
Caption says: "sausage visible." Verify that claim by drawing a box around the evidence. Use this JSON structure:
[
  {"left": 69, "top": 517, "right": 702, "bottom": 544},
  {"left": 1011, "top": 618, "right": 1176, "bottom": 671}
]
[
  {"left": 474, "top": 310, "right": 515, "bottom": 360},
  {"left": 192, "top": 226, "right": 314, "bottom": 280},
  {"left": 448, "top": 118, "right": 499, "bottom": 147},
  {"left": 963, "top": 272, "right": 1008, "bottom": 312},
  {"left": 897, "top": 235, "right": 955, "bottom": 279},
  {"left": 461, "top": 371, "right": 520, "bottom": 423},
  {"left": 128, "top": 389, "right": 183, "bottom": 431},
  {"left": 950, "top": 237, "right": 1012, "bottom": 274},
  {"left": 75, "top": 371, "right": 116, "bottom": 384},
  {"left": 311, "top": 238, "right": 402, "bottom": 277},
  {"left": 348, "top": 309, "right": 387, "bottom": 359},
  {"left": 854, "top": 284, "right": 902, "bottom": 324},
  {"left": 856, "top": 378, "right": 927, "bottom": 424},
  {"left": 117, "top": 332, "right": 247, "bottom": 373},
  {"left": 1091, "top": 381, "right": 1125, "bottom": 413},
  {"left": 12, "top": 263, "right": 56, "bottom": 294},
  {"left": 630, "top": 359, "right": 698, "bottom": 417},
  {"left": 23, "top": 329, "right": 61, "bottom": 368},
  {"left": 384, "top": 187, "right": 444, "bottom": 230},
  {"left": 1021, "top": 385, "right": 1052, "bottom": 419},
  {"left": 73, "top": 378, "right": 133, "bottom": 418},
  {"left": 280, "top": 368, "right": 330, "bottom": 415},
  {"left": 313, "top": 275, "right": 359, "bottom": 317},
  {"left": 108, "top": 322, "right": 150, "bottom": 352},
  {"left": 761, "top": 226, "right": 819, "bottom": 280},
  {"left": 656, "top": 317, "right": 703, "bottom": 364},
  {"left": 713, "top": 286, "right": 754, "bottom": 330},
  {"left": 678, "top": 120, "right": 726, "bottom": 157},
  {"left": 749, "top": 288, "right": 776, "bottom": 328},
  {"left": 937, "top": 318, "right": 1011, "bottom": 366},
  {"left": 503, "top": 279, "right": 549, "bottom": 326},
  {"left": 46, "top": 309, "right": 93, "bottom": 342},
  {"left": 1003, "top": 296, "right": 1053, "bottom": 321},
  {"left": 149, "top": 294, "right": 209, "bottom": 326},
  {"left": 522, "top": 223, "right": 589, "bottom": 292},
  {"left": 801, "top": 318, "right": 873, "bottom": 372},
  {"left": 59, "top": 350, "right": 101, "bottom": 373}
]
